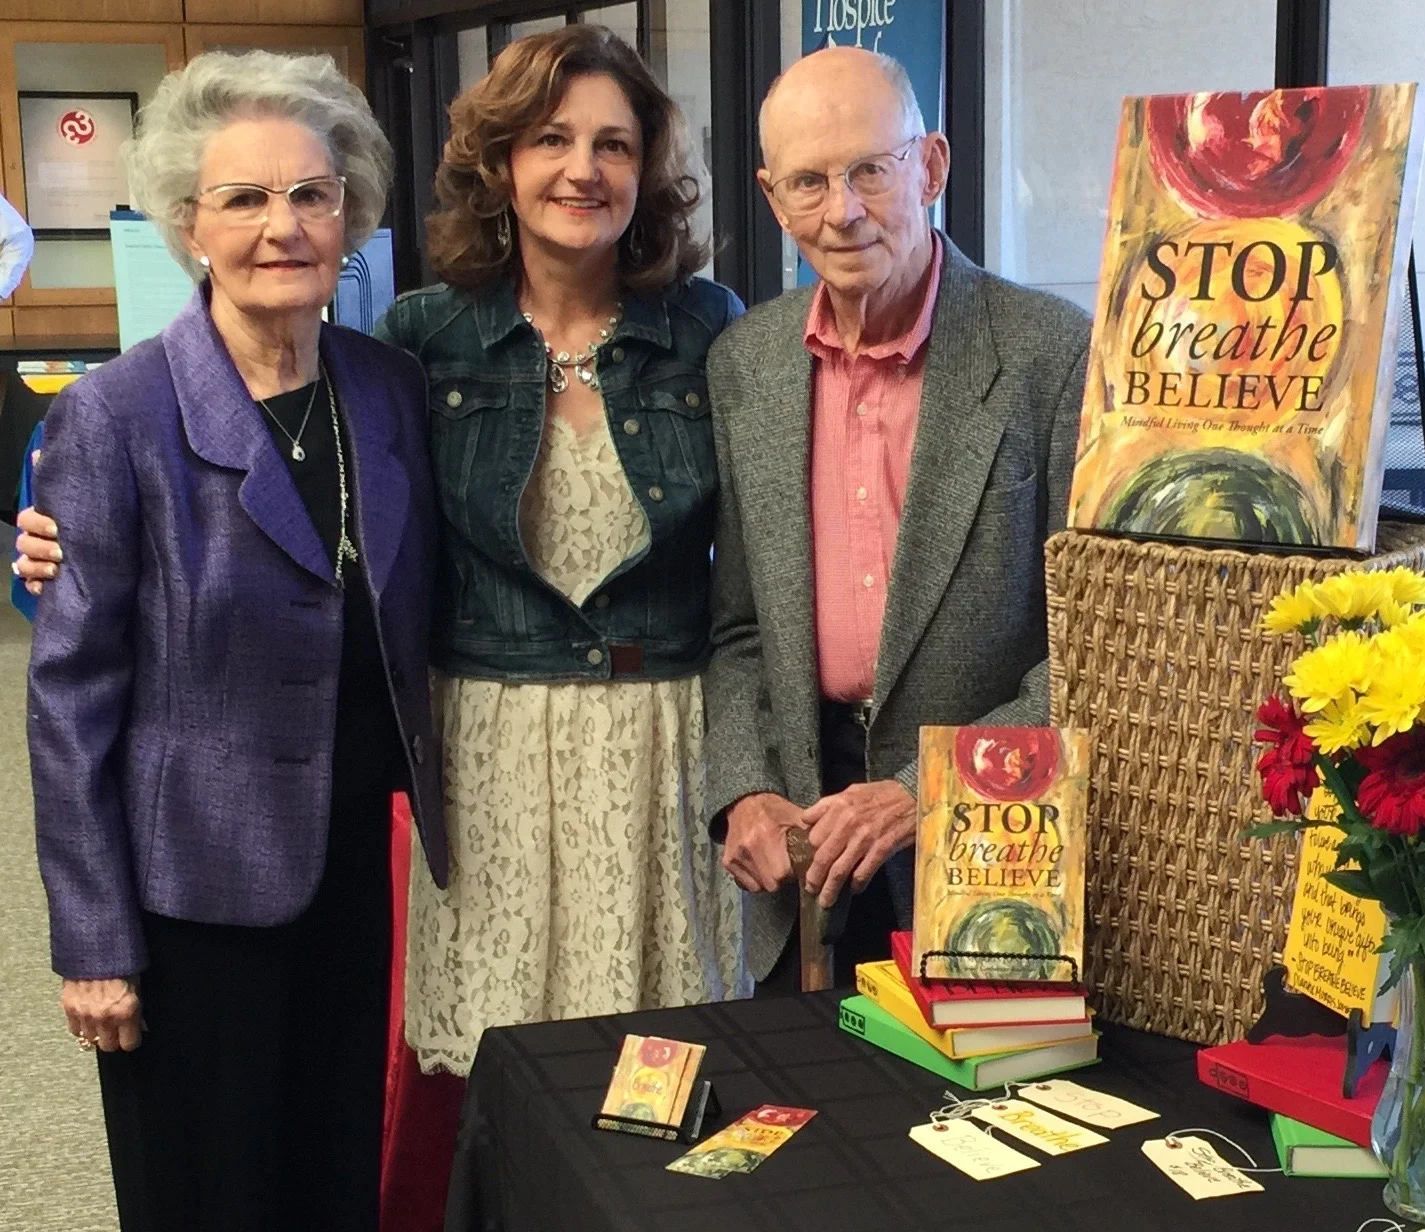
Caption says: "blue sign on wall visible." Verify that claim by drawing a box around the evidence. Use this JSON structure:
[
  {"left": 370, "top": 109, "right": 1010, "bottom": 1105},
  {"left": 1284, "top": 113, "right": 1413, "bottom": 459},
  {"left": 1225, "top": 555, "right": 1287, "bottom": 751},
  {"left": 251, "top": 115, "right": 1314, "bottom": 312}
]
[{"left": 797, "top": 1, "right": 947, "bottom": 283}]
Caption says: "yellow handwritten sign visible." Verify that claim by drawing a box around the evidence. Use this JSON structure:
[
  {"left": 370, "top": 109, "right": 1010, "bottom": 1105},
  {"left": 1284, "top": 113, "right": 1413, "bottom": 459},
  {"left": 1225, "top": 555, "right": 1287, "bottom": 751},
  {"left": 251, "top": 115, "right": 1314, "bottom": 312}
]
[{"left": 1282, "top": 787, "right": 1390, "bottom": 1023}]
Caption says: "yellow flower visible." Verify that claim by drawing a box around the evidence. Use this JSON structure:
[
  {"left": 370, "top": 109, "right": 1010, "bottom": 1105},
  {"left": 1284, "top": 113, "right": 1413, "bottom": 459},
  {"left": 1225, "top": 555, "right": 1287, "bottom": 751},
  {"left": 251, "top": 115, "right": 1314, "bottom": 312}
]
[
  {"left": 1388, "top": 612, "right": 1425, "bottom": 658},
  {"left": 1262, "top": 581, "right": 1319, "bottom": 635},
  {"left": 1382, "top": 566, "right": 1425, "bottom": 607},
  {"left": 1378, "top": 597, "right": 1412, "bottom": 629},
  {"left": 1304, "top": 698, "right": 1372, "bottom": 754},
  {"left": 1313, "top": 571, "right": 1395, "bottom": 624},
  {"left": 1359, "top": 630, "right": 1425, "bottom": 743},
  {"left": 1283, "top": 630, "right": 1374, "bottom": 712}
]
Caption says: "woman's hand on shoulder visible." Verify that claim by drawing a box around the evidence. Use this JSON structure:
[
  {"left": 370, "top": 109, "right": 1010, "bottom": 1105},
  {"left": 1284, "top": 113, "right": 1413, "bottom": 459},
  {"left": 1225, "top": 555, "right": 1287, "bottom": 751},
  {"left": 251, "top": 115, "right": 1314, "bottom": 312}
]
[
  {"left": 13, "top": 503, "right": 61, "bottom": 596},
  {"left": 61, "top": 977, "right": 142, "bottom": 1052}
]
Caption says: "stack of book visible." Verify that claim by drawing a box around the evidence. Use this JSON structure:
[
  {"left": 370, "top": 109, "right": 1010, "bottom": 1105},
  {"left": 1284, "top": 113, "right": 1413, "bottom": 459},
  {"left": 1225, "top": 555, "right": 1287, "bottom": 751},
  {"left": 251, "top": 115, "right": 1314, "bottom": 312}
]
[{"left": 838, "top": 931, "right": 1099, "bottom": 1091}]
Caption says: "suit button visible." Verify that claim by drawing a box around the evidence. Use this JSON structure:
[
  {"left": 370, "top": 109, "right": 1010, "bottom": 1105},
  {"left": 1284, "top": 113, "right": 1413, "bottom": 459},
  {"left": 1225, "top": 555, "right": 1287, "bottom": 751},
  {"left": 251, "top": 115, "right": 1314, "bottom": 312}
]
[
  {"left": 610, "top": 347, "right": 625, "bottom": 363},
  {"left": 594, "top": 593, "right": 611, "bottom": 609},
  {"left": 623, "top": 418, "right": 640, "bottom": 435},
  {"left": 587, "top": 648, "right": 604, "bottom": 665},
  {"left": 648, "top": 485, "right": 664, "bottom": 502},
  {"left": 411, "top": 734, "right": 425, "bottom": 765},
  {"left": 445, "top": 389, "right": 463, "bottom": 409},
  {"left": 684, "top": 391, "right": 701, "bottom": 409}
]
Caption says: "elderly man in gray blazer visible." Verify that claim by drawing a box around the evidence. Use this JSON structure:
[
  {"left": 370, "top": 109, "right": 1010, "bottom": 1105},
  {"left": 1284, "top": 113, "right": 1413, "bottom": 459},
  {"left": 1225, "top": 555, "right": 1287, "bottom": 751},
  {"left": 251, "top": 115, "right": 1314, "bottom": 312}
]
[{"left": 704, "top": 45, "right": 1091, "bottom": 991}]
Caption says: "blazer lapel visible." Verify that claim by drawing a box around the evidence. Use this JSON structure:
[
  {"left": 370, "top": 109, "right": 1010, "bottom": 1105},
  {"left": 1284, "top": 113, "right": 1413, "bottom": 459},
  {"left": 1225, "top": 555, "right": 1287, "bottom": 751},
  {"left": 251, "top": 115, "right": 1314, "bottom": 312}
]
[
  {"left": 322, "top": 328, "right": 409, "bottom": 601},
  {"left": 873, "top": 244, "right": 1006, "bottom": 704},
  {"left": 164, "top": 291, "right": 334, "bottom": 584},
  {"left": 735, "top": 297, "right": 820, "bottom": 760}
]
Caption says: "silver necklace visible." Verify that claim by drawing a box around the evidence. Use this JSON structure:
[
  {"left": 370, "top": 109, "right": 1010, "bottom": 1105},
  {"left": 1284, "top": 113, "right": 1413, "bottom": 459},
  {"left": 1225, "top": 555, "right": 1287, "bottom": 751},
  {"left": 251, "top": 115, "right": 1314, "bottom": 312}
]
[
  {"left": 257, "top": 375, "right": 319, "bottom": 462},
  {"left": 521, "top": 305, "right": 622, "bottom": 393},
  {"left": 327, "top": 366, "right": 359, "bottom": 580}
]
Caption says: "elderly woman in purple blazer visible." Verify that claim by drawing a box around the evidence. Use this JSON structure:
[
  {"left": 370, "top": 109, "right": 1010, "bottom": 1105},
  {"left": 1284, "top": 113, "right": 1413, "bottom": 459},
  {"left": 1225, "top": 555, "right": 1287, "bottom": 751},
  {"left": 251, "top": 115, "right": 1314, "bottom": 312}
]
[{"left": 25, "top": 51, "right": 446, "bottom": 1232}]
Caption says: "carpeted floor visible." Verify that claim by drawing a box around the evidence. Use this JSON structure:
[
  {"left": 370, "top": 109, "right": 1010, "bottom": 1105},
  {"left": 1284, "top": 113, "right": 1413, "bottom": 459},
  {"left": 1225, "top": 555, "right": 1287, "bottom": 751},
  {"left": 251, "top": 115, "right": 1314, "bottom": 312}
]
[{"left": 0, "top": 601, "right": 118, "bottom": 1230}]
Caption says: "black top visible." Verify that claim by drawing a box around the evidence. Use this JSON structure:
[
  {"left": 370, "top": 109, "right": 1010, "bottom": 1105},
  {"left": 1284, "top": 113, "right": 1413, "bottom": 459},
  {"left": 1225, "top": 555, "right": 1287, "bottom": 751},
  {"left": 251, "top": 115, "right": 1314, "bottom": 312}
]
[{"left": 260, "top": 379, "right": 402, "bottom": 804}]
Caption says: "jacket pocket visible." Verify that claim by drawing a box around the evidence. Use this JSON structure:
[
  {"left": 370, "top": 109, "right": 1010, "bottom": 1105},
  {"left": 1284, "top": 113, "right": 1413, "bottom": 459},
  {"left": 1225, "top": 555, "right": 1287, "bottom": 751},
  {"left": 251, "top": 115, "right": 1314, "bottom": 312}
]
[
  {"left": 427, "top": 373, "right": 508, "bottom": 532},
  {"left": 634, "top": 362, "right": 716, "bottom": 501}
]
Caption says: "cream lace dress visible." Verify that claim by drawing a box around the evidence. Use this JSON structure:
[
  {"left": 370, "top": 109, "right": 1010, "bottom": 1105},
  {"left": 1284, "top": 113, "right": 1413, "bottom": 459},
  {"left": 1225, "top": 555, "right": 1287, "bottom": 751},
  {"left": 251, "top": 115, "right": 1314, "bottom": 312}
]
[{"left": 404, "top": 412, "right": 750, "bottom": 1076}]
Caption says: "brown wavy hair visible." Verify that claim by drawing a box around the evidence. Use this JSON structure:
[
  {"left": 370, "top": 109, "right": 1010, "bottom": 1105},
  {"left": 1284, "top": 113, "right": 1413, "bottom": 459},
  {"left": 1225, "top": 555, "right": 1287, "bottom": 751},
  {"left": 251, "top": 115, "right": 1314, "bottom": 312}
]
[{"left": 427, "top": 24, "right": 709, "bottom": 294}]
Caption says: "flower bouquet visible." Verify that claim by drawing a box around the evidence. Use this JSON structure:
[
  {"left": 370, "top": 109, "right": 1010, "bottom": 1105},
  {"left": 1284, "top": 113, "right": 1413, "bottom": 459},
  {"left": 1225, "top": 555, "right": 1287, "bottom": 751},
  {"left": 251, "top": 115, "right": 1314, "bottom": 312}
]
[{"left": 1249, "top": 567, "right": 1425, "bottom": 1219}]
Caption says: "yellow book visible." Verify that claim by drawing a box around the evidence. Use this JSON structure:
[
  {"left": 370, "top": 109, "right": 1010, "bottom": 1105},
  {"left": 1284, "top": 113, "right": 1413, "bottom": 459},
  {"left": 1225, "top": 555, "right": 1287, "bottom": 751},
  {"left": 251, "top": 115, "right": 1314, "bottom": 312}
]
[
  {"left": 20, "top": 374, "right": 82, "bottom": 394},
  {"left": 912, "top": 727, "right": 1089, "bottom": 984},
  {"left": 856, "top": 960, "right": 1093, "bottom": 1059}
]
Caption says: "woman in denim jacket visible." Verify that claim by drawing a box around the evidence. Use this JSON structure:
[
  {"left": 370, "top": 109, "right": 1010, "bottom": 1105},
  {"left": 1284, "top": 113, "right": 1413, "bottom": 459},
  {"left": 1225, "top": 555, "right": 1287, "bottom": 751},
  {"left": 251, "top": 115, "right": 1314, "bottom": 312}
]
[{"left": 377, "top": 25, "right": 750, "bottom": 1073}]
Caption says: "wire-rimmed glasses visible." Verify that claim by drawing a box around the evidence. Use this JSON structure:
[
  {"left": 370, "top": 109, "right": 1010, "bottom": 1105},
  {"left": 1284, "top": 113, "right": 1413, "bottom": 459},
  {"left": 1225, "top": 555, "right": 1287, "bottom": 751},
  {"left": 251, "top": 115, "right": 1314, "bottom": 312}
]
[
  {"left": 192, "top": 176, "right": 347, "bottom": 226},
  {"left": 767, "top": 137, "right": 923, "bottom": 215}
]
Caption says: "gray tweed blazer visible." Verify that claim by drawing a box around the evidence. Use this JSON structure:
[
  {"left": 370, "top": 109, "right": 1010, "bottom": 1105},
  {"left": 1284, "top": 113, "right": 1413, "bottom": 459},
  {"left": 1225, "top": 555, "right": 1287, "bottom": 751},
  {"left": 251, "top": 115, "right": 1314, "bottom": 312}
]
[{"left": 704, "top": 238, "right": 1092, "bottom": 980}]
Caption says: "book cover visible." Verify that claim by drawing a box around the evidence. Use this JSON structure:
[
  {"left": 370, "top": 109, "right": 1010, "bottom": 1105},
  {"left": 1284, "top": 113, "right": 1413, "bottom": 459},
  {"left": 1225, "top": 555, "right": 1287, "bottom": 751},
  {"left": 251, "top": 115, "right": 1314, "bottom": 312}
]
[
  {"left": 889, "top": 932, "right": 1088, "bottom": 1028},
  {"left": 1271, "top": 1113, "right": 1388, "bottom": 1178},
  {"left": 1282, "top": 787, "right": 1395, "bottom": 1025},
  {"left": 912, "top": 728, "right": 1089, "bottom": 983},
  {"left": 1069, "top": 85, "right": 1425, "bottom": 552},
  {"left": 838, "top": 995, "right": 1100, "bottom": 1091},
  {"left": 1197, "top": 1035, "right": 1386, "bottom": 1147},
  {"left": 858, "top": 959, "right": 1092, "bottom": 1058},
  {"left": 595, "top": 1035, "right": 706, "bottom": 1140},
  {"left": 665, "top": 1105, "right": 816, "bottom": 1178}
]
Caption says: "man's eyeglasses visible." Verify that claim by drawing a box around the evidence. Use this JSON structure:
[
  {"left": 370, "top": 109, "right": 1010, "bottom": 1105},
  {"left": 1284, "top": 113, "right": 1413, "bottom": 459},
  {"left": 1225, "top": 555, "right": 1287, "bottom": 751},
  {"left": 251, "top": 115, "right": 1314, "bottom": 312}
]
[
  {"left": 191, "top": 176, "right": 346, "bottom": 226},
  {"left": 767, "top": 137, "right": 923, "bottom": 215}
]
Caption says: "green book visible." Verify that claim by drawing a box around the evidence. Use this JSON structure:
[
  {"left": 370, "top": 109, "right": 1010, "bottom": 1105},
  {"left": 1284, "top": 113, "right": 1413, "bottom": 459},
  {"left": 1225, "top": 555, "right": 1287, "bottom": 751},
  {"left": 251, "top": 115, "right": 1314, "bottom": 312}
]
[
  {"left": 1271, "top": 1113, "right": 1388, "bottom": 1178},
  {"left": 837, "top": 995, "right": 1099, "bottom": 1091}
]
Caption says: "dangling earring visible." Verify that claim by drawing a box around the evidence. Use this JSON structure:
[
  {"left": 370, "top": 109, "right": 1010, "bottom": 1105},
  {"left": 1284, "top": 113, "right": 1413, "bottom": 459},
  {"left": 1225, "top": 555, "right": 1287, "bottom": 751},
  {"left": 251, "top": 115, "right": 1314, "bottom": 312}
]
[
  {"left": 495, "top": 209, "right": 512, "bottom": 258},
  {"left": 626, "top": 218, "right": 646, "bottom": 264},
  {"left": 198, "top": 255, "right": 211, "bottom": 269}
]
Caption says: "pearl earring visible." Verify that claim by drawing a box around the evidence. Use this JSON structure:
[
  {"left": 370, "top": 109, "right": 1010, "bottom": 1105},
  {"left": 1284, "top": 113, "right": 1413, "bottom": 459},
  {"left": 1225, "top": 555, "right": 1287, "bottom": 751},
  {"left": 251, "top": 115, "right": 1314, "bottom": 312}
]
[
  {"left": 199, "top": 255, "right": 210, "bottom": 268},
  {"left": 340, "top": 255, "right": 350, "bottom": 268}
]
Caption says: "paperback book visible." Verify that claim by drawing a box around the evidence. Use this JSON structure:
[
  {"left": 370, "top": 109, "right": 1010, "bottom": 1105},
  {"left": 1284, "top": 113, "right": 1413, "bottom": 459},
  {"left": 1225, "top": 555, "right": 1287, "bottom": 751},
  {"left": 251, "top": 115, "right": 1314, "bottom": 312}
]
[
  {"left": 593, "top": 1035, "right": 712, "bottom": 1143},
  {"left": 912, "top": 728, "right": 1089, "bottom": 983},
  {"left": 1069, "top": 85, "right": 1425, "bottom": 551},
  {"left": 1271, "top": 1113, "right": 1388, "bottom": 1178}
]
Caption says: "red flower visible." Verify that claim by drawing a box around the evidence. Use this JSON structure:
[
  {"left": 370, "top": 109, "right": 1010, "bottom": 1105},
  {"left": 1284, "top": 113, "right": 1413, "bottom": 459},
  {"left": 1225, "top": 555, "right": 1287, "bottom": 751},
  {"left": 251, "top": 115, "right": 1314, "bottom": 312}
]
[
  {"left": 1356, "top": 728, "right": 1425, "bottom": 837},
  {"left": 1255, "top": 694, "right": 1319, "bottom": 816}
]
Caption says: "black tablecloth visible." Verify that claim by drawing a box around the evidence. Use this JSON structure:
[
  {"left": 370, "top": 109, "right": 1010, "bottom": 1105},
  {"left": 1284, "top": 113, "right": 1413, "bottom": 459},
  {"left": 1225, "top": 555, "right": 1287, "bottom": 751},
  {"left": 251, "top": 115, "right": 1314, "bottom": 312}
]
[{"left": 450, "top": 992, "right": 1388, "bottom": 1232}]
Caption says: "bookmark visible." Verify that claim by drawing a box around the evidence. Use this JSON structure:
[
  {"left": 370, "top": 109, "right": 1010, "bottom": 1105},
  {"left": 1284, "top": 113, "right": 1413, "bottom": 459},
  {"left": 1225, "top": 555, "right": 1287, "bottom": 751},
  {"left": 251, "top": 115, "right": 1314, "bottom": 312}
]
[
  {"left": 1141, "top": 1136, "right": 1266, "bottom": 1199},
  {"left": 969, "top": 1099, "right": 1108, "bottom": 1156},
  {"left": 1016, "top": 1079, "right": 1159, "bottom": 1128},
  {"left": 666, "top": 1105, "right": 815, "bottom": 1179},
  {"left": 908, "top": 1120, "right": 1040, "bottom": 1180}
]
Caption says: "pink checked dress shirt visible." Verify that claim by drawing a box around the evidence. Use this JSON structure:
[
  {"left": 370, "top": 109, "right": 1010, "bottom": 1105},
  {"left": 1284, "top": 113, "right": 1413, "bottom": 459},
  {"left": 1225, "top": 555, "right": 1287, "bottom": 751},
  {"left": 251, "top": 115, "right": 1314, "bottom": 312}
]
[{"left": 806, "top": 236, "right": 944, "bottom": 704}]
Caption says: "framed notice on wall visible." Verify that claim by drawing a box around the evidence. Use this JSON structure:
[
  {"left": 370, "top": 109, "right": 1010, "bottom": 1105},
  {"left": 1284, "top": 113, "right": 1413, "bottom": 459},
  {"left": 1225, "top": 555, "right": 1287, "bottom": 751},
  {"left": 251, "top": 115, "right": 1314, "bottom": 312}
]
[{"left": 18, "top": 92, "right": 138, "bottom": 238}]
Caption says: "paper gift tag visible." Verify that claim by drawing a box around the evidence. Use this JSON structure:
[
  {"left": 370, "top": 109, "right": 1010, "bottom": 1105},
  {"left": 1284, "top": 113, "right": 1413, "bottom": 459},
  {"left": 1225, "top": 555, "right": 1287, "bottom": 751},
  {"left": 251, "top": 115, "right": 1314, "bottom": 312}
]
[
  {"left": 908, "top": 1121, "right": 1040, "bottom": 1180},
  {"left": 1141, "top": 1136, "right": 1265, "bottom": 1200},
  {"left": 1017, "top": 1079, "right": 1159, "bottom": 1128},
  {"left": 970, "top": 1099, "right": 1109, "bottom": 1155}
]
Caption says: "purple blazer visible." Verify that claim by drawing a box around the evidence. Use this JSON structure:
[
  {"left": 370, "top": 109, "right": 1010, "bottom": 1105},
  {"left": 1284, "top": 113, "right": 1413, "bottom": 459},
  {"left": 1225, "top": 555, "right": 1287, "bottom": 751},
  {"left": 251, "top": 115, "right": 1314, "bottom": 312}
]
[{"left": 29, "top": 291, "right": 449, "bottom": 981}]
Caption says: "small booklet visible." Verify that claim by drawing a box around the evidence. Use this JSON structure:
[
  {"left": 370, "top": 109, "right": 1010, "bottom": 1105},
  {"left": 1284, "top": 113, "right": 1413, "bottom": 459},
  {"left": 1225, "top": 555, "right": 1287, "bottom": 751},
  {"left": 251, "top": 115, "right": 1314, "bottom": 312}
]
[
  {"left": 666, "top": 1105, "right": 816, "bottom": 1178},
  {"left": 593, "top": 1034, "right": 714, "bottom": 1143}
]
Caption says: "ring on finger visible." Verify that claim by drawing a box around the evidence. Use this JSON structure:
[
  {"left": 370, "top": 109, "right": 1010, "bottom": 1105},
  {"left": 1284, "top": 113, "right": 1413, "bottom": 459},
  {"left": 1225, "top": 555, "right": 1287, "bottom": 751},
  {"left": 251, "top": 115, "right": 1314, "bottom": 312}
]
[{"left": 76, "top": 1035, "right": 95, "bottom": 1050}]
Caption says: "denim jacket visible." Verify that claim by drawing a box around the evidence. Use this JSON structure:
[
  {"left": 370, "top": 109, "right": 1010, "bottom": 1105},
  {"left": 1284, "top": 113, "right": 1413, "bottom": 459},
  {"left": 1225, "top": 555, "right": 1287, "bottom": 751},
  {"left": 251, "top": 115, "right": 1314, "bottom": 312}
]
[{"left": 374, "top": 275, "right": 743, "bottom": 682}]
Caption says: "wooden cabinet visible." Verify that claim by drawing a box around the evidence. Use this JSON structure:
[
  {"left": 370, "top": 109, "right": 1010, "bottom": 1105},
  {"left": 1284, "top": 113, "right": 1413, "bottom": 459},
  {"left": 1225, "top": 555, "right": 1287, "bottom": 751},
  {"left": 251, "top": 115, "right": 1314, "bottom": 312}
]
[
  {"left": 183, "top": 25, "right": 365, "bottom": 86},
  {"left": 183, "top": 0, "right": 362, "bottom": 24},
  {"left": 5, "top": 1, "right": 183, "bottom": 21}
]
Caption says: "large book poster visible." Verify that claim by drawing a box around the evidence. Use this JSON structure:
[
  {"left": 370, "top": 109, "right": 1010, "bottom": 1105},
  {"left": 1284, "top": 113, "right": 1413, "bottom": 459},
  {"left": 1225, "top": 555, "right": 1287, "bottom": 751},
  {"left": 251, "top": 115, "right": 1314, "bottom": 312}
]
[{"left": 1069, "top": 86, "right": 1425, "bottom": 552}]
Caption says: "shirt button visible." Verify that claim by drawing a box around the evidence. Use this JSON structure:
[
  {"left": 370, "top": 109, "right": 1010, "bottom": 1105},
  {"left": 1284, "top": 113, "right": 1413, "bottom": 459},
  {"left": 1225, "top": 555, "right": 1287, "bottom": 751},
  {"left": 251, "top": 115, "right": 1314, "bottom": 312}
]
[
  {"left": 623, "top": 418, "right": 640, "bottom": 435},
  {"left": 897, "top": 362, "right": 909, "bottom": 378},
  {"left": 648, "top": 484, "right": 664, "bottom": 502},
  {"left": 610, "top": 347, "right": 625, "bottom": 363},
  {"left": 855, "top": 402, "right": 868, "bottom": 418},
  {"left": 863, "top": 574, "right": 875, "bottom": 588},
  {"left": 856, "top": 486, "right": 868, "bottom": 501},
  {"left": 445, "top": 389, "right": 463, "bottom": 408},
  {"left": 684, "top": 391, "right": 701, "bottom": 409},
  {"left": 587, "top": 648, "right": 604, "bottom": 665},
  {"left": 594, "top": 593, "right": 611, "bottom": 610}
]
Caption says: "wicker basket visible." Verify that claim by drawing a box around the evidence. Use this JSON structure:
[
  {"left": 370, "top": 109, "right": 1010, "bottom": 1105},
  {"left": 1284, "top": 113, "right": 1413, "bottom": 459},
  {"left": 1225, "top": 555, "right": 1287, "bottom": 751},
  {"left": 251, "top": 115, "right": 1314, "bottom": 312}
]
[{"left": 1046, "top": 523, "right": 1425, "bottom": 1044}]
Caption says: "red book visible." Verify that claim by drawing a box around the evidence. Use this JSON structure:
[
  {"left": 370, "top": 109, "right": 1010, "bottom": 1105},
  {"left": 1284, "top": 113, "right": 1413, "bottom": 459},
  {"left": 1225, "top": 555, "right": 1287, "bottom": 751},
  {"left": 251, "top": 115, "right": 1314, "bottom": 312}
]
[
  {"left": 1196, "top": 1035, "right": 1385, "bottom": 1148},
  {"left": 889, "top": 931, "right": 1088, "bottom": 1029}
]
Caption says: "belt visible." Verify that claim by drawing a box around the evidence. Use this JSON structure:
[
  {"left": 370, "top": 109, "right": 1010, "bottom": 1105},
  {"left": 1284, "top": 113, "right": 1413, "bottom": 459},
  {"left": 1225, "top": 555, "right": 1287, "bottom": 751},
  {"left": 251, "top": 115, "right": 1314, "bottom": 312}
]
[{"left": 608, "top": 642, "right": 644, "bottom": 677}]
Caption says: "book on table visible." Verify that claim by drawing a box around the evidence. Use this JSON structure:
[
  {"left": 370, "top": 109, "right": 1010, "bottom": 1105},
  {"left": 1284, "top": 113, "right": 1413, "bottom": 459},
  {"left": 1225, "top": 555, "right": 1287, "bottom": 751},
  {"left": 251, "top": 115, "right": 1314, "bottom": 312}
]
[
  {"left": 912, "top": 727, "right": 1089, "bottom": 986},
  {"left": 838, "top": 994, "right": 1100, "bottom": 1090},
  {"left": 1271, "top": 1113, "right": 1388, "bottom": 1178},
  {"left": 890, "top": 931, "right": 1088, "bottom": 1028},
  {"left": 593, "top": 1035, "right": 713, "bottom": 1143},
  {"left": 857, "top": 958, "right": 1093, "bottom": 1059},
  {"left": 1197, "top": 1034, "right": 1386, "bottom": 1148}
]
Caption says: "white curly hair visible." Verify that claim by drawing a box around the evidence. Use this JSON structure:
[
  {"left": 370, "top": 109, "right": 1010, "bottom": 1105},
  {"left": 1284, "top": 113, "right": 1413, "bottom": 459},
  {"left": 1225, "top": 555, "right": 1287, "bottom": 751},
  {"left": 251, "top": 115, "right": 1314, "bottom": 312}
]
[{"left": 123, "top": 50, "right": 392, "bottom": 280}]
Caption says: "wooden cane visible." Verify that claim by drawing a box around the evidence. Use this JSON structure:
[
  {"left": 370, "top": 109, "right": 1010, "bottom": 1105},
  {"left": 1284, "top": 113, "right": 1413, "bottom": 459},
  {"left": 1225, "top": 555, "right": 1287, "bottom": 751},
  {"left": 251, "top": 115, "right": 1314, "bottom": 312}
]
[{"left": 785, "top": 828, "right": 834, "bottom": 992}]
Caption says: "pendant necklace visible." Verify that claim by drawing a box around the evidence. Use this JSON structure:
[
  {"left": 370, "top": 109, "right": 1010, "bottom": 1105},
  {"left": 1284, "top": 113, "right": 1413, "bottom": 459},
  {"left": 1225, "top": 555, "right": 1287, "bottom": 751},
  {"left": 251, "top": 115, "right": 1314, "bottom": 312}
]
[
  {"left": 257, "top": 374, "right": 320, "bottom": 462},
  {"left": 326, "top": 365, "right": 360, "bottom": 579},
  {"left": 522, "top": 304, "right": 623, "bottom": 393}
]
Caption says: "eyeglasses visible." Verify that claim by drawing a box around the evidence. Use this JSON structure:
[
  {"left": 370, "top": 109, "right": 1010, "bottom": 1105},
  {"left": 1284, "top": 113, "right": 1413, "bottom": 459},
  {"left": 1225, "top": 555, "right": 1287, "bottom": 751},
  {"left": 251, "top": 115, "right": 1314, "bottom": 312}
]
[
  {"left": 191, "top": 176, "right": 346, "bottom": 226},
  {"left": 767, "top": 137, "right": 923, "bottom": 215}
]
